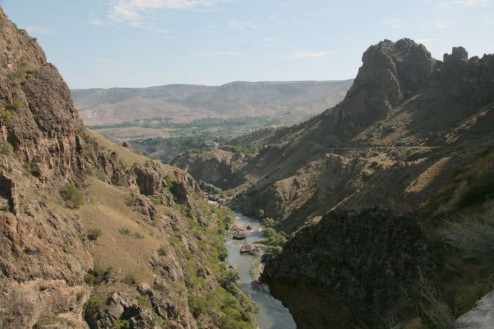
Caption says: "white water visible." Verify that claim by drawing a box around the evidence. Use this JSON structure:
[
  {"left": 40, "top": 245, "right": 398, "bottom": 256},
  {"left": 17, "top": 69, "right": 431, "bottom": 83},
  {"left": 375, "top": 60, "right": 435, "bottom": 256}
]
[
  {"left": 226, "top": 213, "right": 296, "bottom": 329},
  {"left": 455, "top": 289, "right": 494, "bottom": 329}
]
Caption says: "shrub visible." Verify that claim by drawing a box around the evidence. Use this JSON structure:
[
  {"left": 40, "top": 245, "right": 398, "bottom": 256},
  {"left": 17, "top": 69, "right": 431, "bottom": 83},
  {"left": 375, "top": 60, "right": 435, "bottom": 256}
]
[
  {"left": 118, "top": 228, "right": 131, "bottom": 235},
  {"left": 188, "top": 295, "right": 208, "bottom": 318},
  {"left": 85, "top": 295, "right": 104, "bottom": 315},
  {"left": 198, "top": 180, "right": 222, "bottom": 194},
  {"left": 60, "top": 183, "right": 84, "bottom": 208},
  {"left": 263, "top": 217, "right": 277, "bottom": 228},
  {"left": 122, "top": 273, "right": 137, "bottom": 285},
  {"left": 458, "top": 172, "right": 494, "bottom": 208},
  {"left": 32, "top": 314, "right": 59, "bottom": 329},
  {"left": 150, "top": 196, "right": 162, "bottom": 205},
  {"left": 158, "top": 244, "right": 169, "bottom": 256},
  {"left": 87, "top": 228, "right": 103, "bottom": 241},
  {"left": 219, "top": 268, "right": 239, "bottom": 291},
  {"left": 6, "top": 100, "right": 21, "bottom": 111},
  {"left": 115, "top": 320, "right": 131, "bottom": 329},
  {"left": 0, "top": 142, "right": 13, "bottom": 155},
  {"left": 0, "top": 109, "right": 11, "bottom": 122},
  {"left": 443, "top": 207, "right": 494, "bottom": 262},
  {"left": 84, "top": 265, "right": 114, "bottom": 285},
  {"left": 264, "top": 228, "right": 287, "bottom": 247}
]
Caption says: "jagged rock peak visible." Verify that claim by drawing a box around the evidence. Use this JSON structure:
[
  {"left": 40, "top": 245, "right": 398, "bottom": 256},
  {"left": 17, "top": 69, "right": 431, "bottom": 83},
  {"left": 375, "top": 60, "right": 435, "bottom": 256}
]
[
  {"left": 347, "top": 38, "right": 436, "bottom": 106},
  {"left": 444, "top": 46, "right": 468, "bottom": 63}
]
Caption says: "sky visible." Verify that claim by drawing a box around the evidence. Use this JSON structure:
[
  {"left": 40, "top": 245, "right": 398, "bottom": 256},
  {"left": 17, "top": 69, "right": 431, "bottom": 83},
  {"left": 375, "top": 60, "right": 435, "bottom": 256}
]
[{"left": 1, "top": 0, "right": 493, "bottom": 89}]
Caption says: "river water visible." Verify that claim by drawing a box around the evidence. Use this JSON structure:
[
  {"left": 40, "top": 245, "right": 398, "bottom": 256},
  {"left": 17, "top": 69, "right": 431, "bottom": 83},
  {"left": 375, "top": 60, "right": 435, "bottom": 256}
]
[{"left": 225, "top": 212, "right": 296, "bottom": 329}]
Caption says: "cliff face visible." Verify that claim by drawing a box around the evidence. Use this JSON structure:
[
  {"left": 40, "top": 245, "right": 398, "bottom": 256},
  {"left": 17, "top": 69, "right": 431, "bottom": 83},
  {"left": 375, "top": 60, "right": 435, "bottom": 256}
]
[
  {"left": 0, "top": 9, "right": 257, "bottom": 329},
  {"left": 334, "top": 39, "right": 435, "bottom": 133},
  {"left": 0, "top": 9, "right": 91, "bottom": 328},
  {"left": 262, "top": 208, "right": 431, "bottom": 328},
  {"left": 0, "top": 17, "right": 83, "bottom": 182}
]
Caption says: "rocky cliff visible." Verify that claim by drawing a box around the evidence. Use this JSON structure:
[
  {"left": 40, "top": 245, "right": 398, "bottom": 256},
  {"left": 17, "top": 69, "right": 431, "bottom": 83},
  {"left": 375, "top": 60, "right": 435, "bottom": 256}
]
[
  {"left": 262, "top": 208, "right": 431, "bottom": 328},
  {"left": 0, "top": 9, "right": 257, "bottom": 329}
]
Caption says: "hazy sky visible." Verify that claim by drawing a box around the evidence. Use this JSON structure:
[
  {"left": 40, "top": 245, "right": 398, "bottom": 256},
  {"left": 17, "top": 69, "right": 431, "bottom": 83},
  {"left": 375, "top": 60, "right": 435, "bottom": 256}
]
[{"left": 2, "top": 0, "right": 493, "bottom": 89}]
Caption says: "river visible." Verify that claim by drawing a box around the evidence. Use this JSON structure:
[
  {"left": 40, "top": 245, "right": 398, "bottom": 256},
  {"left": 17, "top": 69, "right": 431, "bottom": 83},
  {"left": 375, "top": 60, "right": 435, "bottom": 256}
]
[{"left": 226, "top": 212, "right": 296, "bottom": 329}]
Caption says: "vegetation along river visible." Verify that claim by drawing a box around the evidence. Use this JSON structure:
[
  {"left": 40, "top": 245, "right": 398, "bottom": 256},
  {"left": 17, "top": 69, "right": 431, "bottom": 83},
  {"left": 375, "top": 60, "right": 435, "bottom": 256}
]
[{"left": 226, "top": 212, "right": 296, "bottom": 329}]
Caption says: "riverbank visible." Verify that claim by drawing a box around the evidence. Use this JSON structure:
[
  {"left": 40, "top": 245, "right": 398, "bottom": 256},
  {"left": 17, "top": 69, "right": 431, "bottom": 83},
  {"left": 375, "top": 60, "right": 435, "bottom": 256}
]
[{"left": 226, "top": 213, "right": 296, "bottom": 329}]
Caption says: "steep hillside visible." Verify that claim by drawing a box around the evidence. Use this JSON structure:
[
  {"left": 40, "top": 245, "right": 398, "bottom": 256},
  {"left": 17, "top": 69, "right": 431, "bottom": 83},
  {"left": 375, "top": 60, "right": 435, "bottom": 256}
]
[
  {"left": 181, "top": 39, "right": 494, "bottom": 228},
  {"left": 175, "top": 39, "right": 494, "bottom": 328},
  {"left": 0, "top": 9, "right": 257, "bottom": 329}
]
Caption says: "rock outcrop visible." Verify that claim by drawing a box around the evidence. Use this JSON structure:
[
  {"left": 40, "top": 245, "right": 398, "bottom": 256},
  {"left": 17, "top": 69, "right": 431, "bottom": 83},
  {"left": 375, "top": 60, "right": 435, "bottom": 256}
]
[
  {"left": 0, "top": 9, "right": 92, "bottom": 328},
  {"left": 262, "top": 208, "right": 431, "bottom": 328},
  {"left": 173, "top": 149, "right": 247, "bottom": 189},
  {"left": 337, "top": 39, "right": 435, "bottom": 131}
]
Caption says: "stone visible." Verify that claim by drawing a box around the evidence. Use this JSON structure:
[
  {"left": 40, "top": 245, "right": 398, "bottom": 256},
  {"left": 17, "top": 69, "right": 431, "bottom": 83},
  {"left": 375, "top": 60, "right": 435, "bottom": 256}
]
[{"left": 232, "top": 229, "right": 247, "bottom": 240}]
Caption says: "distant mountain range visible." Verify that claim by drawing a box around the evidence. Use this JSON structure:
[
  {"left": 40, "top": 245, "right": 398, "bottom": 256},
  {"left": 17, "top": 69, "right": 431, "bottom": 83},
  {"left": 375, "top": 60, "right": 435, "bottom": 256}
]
[{"left": 71, "top": 80, "right": 353, "bottom": 127}]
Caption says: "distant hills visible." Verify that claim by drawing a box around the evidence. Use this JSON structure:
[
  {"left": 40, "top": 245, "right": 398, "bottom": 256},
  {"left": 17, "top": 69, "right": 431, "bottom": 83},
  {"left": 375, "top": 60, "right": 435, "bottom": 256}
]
[{"left": 71, "top": 80, "right": 352, "bottom": 127}]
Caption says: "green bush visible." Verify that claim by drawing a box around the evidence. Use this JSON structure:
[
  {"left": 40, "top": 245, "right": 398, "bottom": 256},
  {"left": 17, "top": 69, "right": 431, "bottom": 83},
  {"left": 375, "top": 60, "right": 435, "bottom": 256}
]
[
  {"left": 6, "top": 100, "right": 21, "bottom": 111},
  {"left": 0, "top": 109, "right": 11, "bottom": 122},
  {"left": 87, "top": 228, "right": 103, "bottom": 241},
  {"left": 60, "top": 183, "right": 84, "bottom": 208},
  {"left": 84, "top": 265, "right": 114, "bottom": 285},
  {"left": 198, "top": 180, "right": 222, "bottom": 194},
  {"left": 115, "top": 320, "right": 131, "bottom": 329},
  {"left": 122, "top": 273, "right": 137, "bottom": 285},
  {"left": 219, "top": 268, "right": 239, "bottom": 291},
  {"left": 264, "top": 228, "right": 287, "bottom": 247},
  {"left": 0, "top": 142, "right": 13, "bottom": 155},
  {"left": 263, "top": 217, "right": 277, "bottom": 228},
  {"left": 458, "top": 172, "right": 494, "bottom": 208},
  {"left": 85, "top": 295, "right": 104, "bottom": 315},
  {"left": 158, "top": 244, "right": 169, "bottom": 256},
  {"left": 188, "top": 295, "right": 208, "bottom": 318}
]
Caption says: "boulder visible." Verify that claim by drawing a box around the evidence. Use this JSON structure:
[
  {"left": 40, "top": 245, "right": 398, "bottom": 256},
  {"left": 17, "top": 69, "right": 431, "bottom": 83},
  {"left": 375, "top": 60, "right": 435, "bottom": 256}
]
[{"left": 233, "top": 230, "right": 247, "bottom": 240}]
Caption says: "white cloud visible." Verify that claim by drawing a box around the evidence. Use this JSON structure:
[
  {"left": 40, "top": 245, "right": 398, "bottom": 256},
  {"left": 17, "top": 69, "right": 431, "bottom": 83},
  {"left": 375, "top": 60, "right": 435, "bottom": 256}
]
[
  {"left": 89, "top": 17, "right": 108, "bottom": 27},
  {"left": 228, "top": 19, "right": 257, "bottom": 30},
  {"left": 196, "top": 51, "right": 244, "bottom": 57},
  {"left": 108, "top": 0, "right": 225, "bottom": 25},
  {"left": 381, "top": 19, "right": 404, "bottom": 28},
  {"left": 25, "top": 26, "right": 55, "bottom": 35},
  {"left": 263, "top": 37, "right": 281, "bottom": 44},
  {"left": 453, "top": 0, "right": 490, "bottom": 6},
  {"left": 480, "top": 17, "right": 494, "bottom": 26},
  {"left": 290, "top": 51, "right": 330, "bottom": 59},
  {"left": 436, "top": 0, "right": 490, "bottom": 9},
  {"left": 434, "top": 21, "right": 456, "bottom": 29}
]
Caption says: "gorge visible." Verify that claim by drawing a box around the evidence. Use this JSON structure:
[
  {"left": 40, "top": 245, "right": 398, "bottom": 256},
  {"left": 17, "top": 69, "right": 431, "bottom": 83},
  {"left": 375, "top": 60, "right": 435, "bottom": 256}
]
[
  {"left": 1, "top": 5, "right": 494, "bottom": 329},
  {"left": 173, "top": 39, "right": 494, "bottom": 328}
]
